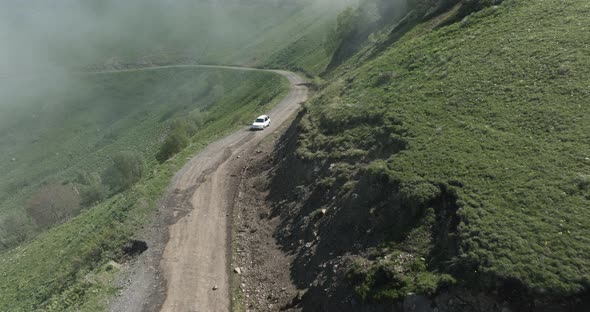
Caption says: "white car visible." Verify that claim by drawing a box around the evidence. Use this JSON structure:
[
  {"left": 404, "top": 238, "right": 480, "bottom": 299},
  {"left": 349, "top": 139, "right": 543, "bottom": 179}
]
[{"left": 251, "top": 115, "right": 271, "bottom": 130}]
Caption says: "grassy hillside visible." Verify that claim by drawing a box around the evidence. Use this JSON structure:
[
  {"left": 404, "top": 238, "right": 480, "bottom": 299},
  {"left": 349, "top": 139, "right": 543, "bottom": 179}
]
[
  {"left": 0, "top": 67, "right": 288, "bottom": 311},
  {"left": 275, "top": 0, "right": 589, "bottom": 307},
  {"left": 0, "top": 0, "right": 347, "bottom": 249},
  {"left": 0, "top": 0, "right": 339, "bottom": 308}
]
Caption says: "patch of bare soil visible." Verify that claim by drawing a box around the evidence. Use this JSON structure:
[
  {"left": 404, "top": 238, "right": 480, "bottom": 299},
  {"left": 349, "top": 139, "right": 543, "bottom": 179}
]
[{"left": 231, "top": 118, "right": 304, "bottom": 312}]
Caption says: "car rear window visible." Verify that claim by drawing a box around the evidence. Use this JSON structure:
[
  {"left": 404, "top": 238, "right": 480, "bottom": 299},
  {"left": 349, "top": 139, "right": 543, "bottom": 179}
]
[{"left": 256, "top": 118, "right": 264, "bottom": 122}]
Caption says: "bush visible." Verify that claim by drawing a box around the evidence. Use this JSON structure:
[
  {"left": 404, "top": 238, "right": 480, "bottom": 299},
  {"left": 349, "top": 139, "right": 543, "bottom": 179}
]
[
  {"left": 80, "top": 182, "right": 107, "bottom": 207},
  {"left": 103, "top": 151, "right": 144, "bottom": 193},
  {"left": 0, "top": 214, "right": 33, "bottom": 250},
  {"left": 156, "top": 130, "right": 189, "bottom": 163},
  {"left": 189, "top": 111, "right": 208, "bottom": 129},
  {"left": 26, "top": 184, "right": 81, "bottom": 228},
  {"left": 170, "top": 118, "right": 197, "bottom": 137},
  {"left": 75, "top": 171, "right": 107, "bottom": 206},
  {"left": 325, "top": 7, "right": 362, "bottom": 56}
]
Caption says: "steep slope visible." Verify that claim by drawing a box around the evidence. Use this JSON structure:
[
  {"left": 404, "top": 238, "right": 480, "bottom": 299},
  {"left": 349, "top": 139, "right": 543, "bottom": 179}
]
[
  {"left": 0, "top": 68, "right": 286, "bottom": 249},
  {"left": 0, "top": 67, "right": 289, "bottom": 311},
  {"left": 250, "top": 0, "right": 590, "bottom": 310}
]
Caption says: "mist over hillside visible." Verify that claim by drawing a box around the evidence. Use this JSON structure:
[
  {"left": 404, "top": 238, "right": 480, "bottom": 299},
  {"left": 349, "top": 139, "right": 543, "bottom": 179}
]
[
  {"left": 9, "top": 0, "right": 584, "bottom": 311},
  {"left": 0, "top": 0, "right": 349, "bottom": 169},
  {"left": 0, "top": 0, "right": 357, "bottom": 121},
  {"left": 0, "top": 0, "right": 353, "bottom": 75},
  {"left": 0, "top": 0, "right": 351, "bottom": 249}
]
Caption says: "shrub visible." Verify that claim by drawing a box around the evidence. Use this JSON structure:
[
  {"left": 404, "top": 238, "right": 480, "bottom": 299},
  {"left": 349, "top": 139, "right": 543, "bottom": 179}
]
[
  {"left": 26, "top": 184, "right": 81, "bottom": 228},
  {"left": 189, "top": 111, "right": 208, "bottom": 129},
  {"left": 103, "top": 151, "right": 144, "bottom": 193},
  {"left": 170, "top": 118, "right": 197, "bottom": 137},
  {"left": 80, "top": 182, "right": 107, "bottom": 207},
  {"left": 0, "top": 214, "right": 32, "bottom": 250},
  {"left": 75, "top": 171, "right": 107, "bottom": 206},
  {"left": 156, "top": 130, "right": 189, "bottom": 163},
  {"left": 325, "top": 7, "right": 362, "bottom": 56}
]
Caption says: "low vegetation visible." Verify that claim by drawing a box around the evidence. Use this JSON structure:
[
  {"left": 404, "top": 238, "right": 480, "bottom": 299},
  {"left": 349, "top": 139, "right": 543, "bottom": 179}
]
[
  {"left": 26, "top": 184, "right": 81, "bottom": 229},
  {"left": 288, "top": 0, "right": 590, "bottom": 306},
  {"left": 156, "top": 130, "right": 189, "bottom": 163},
  {"left": 103, "top": 151, "right": 145, "bottom": 193}
]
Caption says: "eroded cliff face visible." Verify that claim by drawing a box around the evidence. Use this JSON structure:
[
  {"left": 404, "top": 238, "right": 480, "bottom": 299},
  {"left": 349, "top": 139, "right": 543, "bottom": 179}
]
[{"left": 235, "top": 109, "right": 589, "bottom": 312}]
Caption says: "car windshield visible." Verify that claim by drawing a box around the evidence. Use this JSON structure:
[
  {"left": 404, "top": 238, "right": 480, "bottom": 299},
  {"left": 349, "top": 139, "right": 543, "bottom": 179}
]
[{"left": 255, "top": 118, "right": 265, "bottom": 123}]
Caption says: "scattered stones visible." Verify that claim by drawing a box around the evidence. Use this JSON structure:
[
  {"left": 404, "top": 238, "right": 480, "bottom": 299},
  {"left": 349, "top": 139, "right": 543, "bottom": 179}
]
[
  {"left": 105, "top": 260, "right": 122, "bottom": 272},
  {"left": 232, "top": 135, "right": 306, "bottom": 311},
  {"left": 296, "top": 289, "right": 307, "bottom": 301}
]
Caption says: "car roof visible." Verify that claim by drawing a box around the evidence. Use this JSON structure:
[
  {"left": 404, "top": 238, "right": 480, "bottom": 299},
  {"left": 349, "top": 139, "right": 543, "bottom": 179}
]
[{"left": 256, "top": 115, "right": 269, "bottom": 119}]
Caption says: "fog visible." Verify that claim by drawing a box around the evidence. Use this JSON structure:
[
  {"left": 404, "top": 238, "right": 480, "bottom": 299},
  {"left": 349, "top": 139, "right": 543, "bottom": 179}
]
[
  {"left": 0, "top": 0, "right": 361, "bottom": 109},
  {"left": 0, "top": 0, "right": 411, "bottom": 251},
  {"left": 0, "top": 0, "right": 409, "bottom": 114},
  {"left": 0, "top": 0, "right": 224, "bottom": 74},
  {"left": 0, "top": 0, "right": 355, "bottom": 74}
]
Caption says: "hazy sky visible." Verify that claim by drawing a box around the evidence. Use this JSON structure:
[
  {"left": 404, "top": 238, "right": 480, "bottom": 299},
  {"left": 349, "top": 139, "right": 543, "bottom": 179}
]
[
  {"left": 0, "top": 0, "right": 356, "bottom": 74},
  {"left": 0, "top": 0, "right": 359, "bottom": 110}
]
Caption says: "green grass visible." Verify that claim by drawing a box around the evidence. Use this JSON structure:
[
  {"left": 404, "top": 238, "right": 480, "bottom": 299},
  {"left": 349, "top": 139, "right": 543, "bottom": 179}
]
[
  {"left": 297, "top": 0, "right": 590, "bottom": 300},
  {"left": 0, "top": 67, "right": 289, "bottom": 311}
]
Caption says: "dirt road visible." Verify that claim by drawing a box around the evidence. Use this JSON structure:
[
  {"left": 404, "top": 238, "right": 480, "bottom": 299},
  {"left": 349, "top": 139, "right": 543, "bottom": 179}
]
[{"left": 109, "top": 66, "right": 307, "bottom": 312}]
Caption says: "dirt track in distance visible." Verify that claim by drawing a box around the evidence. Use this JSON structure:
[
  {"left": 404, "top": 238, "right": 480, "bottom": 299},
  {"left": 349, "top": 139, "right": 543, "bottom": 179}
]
[{"left": 109, "top": 66, "right": 307, "bottom": 312}]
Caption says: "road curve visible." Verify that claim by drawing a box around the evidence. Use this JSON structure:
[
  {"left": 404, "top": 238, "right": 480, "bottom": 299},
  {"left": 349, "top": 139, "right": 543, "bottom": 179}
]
[
  {"left": 108, "top": 65, "right": 307, "bottom": 312},
  {"left": 160, "top": 68, "right": 306, "bottom": 312}
]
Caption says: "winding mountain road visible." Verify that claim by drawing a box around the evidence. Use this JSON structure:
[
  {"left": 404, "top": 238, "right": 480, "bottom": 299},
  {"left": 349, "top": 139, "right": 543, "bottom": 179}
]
[{"left": 109, "top": 65, "right": 307, "bottom": 312}]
